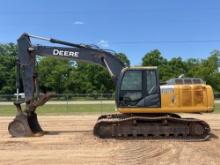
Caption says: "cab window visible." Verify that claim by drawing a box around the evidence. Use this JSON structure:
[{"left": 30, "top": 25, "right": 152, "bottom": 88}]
[
  {"left": 146, "top": 70, "right": 157, "bottom": 94},
  {"left": 121, "top": 71, "right": 142, "bottom": 90}
]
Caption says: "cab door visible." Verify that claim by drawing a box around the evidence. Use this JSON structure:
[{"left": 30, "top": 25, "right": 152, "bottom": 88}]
[
  {"left": 116, "top": 68, "right": 161, "bottom": 108},
  {"left": 140, "top": 69, "right": 161, "bottom": 107}
]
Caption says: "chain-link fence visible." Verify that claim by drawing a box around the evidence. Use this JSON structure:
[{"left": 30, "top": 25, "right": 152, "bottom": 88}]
[
  {"left": 0, "top": 93, "right": 116, "bottom": 115},
  {"left": 0, "top": 93, "right": 115, "bottom": 101}
]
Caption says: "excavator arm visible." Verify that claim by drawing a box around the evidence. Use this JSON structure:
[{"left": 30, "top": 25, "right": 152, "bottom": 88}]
[{"left": 8, "top": 33, "right": 125, "bottom": 137}]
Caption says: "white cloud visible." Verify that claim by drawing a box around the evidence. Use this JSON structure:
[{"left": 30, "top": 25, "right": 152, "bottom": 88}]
[
  {"left": 97, "top": 40, "right": 109, "bottom": 48},
  {"left": 74, "top": 21, "right": 85, "bottom": 25}
]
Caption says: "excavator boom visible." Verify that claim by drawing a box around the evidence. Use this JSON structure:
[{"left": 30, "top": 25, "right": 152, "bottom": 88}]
[{"left": 17, "top": 33, "right": 124, "bottom": 102}]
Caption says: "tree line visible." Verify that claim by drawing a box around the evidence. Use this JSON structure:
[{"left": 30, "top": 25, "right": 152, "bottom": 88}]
[{"left": 0, "top": 43, "right": 219, "bottom": 96}]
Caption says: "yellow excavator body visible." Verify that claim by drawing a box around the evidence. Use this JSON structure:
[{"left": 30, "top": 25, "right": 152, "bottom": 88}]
[{"left": 118, "top": 84, "right": 214, "bottom": 113}]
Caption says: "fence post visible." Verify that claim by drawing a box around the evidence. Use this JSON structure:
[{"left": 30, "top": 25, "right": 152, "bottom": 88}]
[
  {"left": 66, "top": 94, "right": 69, "bottom": 113},
  {"left": 100, "top": 93, "right": 103, "bottom": 114}
]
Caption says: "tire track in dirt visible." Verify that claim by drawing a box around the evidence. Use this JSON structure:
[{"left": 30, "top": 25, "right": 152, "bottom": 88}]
[{"left": 109, "top": 141, "right": 181, "bottom": 165}]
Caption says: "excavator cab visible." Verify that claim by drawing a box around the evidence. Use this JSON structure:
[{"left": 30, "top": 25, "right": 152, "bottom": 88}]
[{"left": 116, "top": 67, "right": 161, "bottom": 108}]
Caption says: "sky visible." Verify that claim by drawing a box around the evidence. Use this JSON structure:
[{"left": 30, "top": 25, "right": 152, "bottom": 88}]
[{"left": 1, "top": 0, "right": 220, "bottom": 65}]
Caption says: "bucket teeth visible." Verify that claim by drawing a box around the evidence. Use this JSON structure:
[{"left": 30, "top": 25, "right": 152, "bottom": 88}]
[{"left": 8, "top": 112, "right": 44, "bottom": 137}]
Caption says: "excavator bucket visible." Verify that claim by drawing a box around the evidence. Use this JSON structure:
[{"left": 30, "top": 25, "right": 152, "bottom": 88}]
[
  {"left": 8, "top": 112, "right": 44, "bottom": 137},
  {"left": 8, "top": 93, "right": 55, "bottom": 137}
]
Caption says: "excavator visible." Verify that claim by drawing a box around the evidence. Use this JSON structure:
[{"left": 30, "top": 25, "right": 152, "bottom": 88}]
[{"left": 8, "top": 33, "right": 214, "bottom": 141}]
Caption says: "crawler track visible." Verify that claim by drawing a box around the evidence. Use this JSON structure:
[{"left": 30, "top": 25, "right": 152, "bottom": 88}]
[{"left": 94, "top": 114, "right": 210, "bottom": 141}]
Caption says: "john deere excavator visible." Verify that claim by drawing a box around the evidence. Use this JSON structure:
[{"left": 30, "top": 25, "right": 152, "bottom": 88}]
[{"left": 8, "top": 33, "right": 214, "bottom": 141}]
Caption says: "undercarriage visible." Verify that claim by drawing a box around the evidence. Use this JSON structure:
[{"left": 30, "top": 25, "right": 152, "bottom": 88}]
[{"left": 94, "top": 113, "right": 210, "bottom": 141}]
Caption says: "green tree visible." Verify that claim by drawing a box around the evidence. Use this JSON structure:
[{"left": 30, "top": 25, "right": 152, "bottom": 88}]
[
  {"left": 66, "top": 63, "right": 114, "bottom": 94},
  {"left": 116, "top": 53, "right": 130, "bottom": 67},
  {"left": 142, "top": 49, "right": 169, "bottom": 81},
  {"left": 0, "top": 43, "right": 17, "bottom": 95},
  {"left": 38, "top": 57, "right": 71, "bottom": 93},
  {"left": 142, "top": 49, "right": 167, "bottom": 66},
  {"left": 168, "top": 57, "right": 187, "bottom": 77},
  {"left": 186, "top": 51, "right": 220, "bottom": 91}
]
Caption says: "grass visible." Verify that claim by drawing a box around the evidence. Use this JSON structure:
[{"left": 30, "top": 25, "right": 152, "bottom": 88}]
[
  {"left": 214, "top": 103, "right": 220, "bottom": 113},
  {"left": 0, "top": 103, "right": 219, "bottom": 116},
  {"left": 0, "top": 104, "right": 115, "bottom": 116}
]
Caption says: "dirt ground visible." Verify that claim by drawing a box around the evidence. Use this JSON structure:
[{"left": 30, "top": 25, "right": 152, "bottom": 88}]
[{"left": 0, "top": 114, "right": 220, "bottom": 165}]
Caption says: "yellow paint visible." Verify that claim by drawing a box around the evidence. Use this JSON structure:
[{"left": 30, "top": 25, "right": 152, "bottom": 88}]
[{"left": 118, "top": 84, "right": 214, "bottom": 114}]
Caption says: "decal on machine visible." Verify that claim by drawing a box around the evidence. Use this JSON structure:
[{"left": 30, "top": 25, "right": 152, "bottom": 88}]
[
  {"left": 160, "top": 85, "right": 174, "bottom": 94},
  {"left": 53, "top": 49, "right": 79, "bottom": 57}
]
